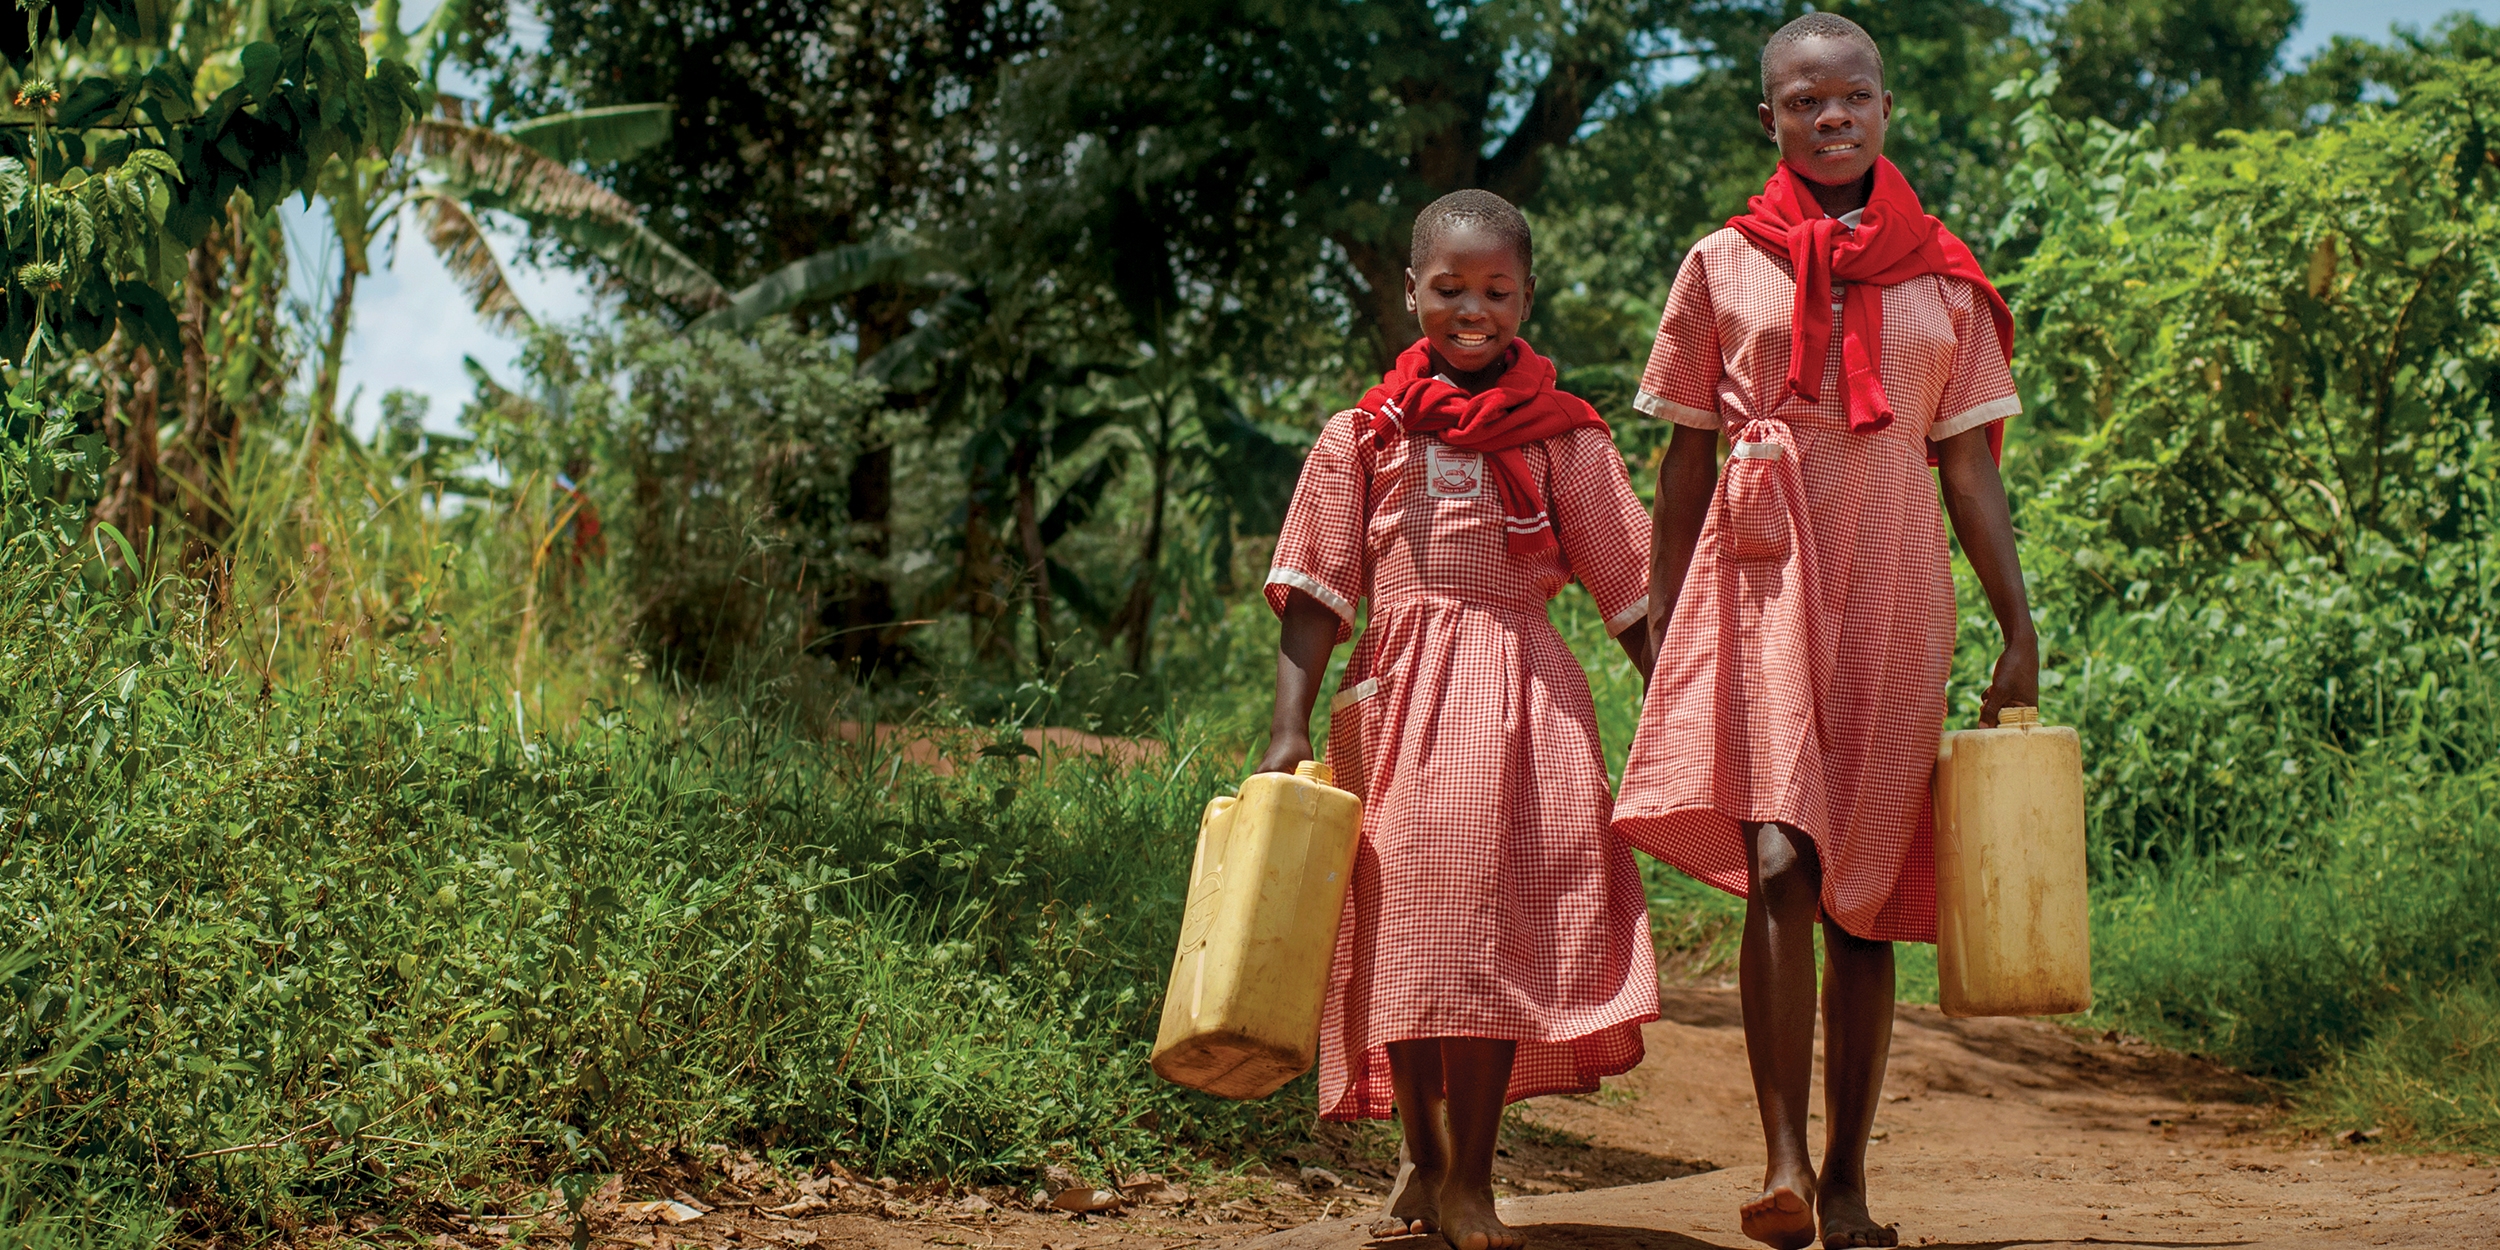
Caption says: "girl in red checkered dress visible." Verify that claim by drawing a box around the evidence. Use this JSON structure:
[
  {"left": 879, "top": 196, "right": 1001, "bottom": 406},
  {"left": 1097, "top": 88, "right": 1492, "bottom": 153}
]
[
  {"left": 1614, "top": 15, "right": 2039, "bottom": 1250},
  {"left": 1256, "top": 190, "right": 1658, "bottom": 1250}
]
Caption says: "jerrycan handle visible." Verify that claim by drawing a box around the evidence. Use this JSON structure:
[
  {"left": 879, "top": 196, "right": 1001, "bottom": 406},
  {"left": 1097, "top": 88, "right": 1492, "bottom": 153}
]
[
  {"left": 1997, "top": 706, "right": 2040, "bottom": 729},
  {"left": 1296, "top": 760, "right": 1335, "bottom": 785}
]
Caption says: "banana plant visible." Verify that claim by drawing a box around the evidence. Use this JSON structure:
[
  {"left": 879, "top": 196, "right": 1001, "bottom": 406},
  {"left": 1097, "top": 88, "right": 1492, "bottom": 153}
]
[{"left": 303, "top": 0, "right": 724, "bottom": 464}]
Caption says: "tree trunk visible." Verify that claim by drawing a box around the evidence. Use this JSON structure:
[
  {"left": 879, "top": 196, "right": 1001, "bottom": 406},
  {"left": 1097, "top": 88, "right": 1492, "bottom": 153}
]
[
  {"left": 1015, "top": 464, "right": 1052, "bottom": 669},
  {"left": 162, "top": 216, "right": 236, "bottom": 609},
  {"left": 96, "top": 335, "right": 162, "bottom": 559},
  {"left": 824, "top": 440, "right": 898, "bottom": 670},
  {"left": 822, "top": 287, "right": 916, "bottom": 675},
  {"left": 1337, "top": 231, "right": 1417, "bottom": 374},
  {"left": 306, "top": 260, "right": 359, "bottom": 475},
  {"left": 1118, "top": 397, "right": 1173, "bottom": 672},
  {"left": 957, "top": 469, "right": 1013, "bottom": 662}
]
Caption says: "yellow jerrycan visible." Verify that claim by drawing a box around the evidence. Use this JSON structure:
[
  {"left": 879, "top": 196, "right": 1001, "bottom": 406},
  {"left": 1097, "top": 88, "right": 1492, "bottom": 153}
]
[
  {"left": 1150, "top": 760, "right": 1362, "bottom": 1099},
  {"left": 1931, "top": 706, "right": 2093, "bottom": 1018}
]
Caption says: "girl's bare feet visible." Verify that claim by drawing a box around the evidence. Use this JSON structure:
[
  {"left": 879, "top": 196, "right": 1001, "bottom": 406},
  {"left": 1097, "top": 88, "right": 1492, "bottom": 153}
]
[
  {"left": 1738, "top": 1177, "right": 1816, "bottom": 1250},
  {"left": 1816, "top": 1182, "right": 1898, "bottom": 1248},
  {"left": 1368, "top": 1155, "right": 1441, "bottom": 1238},
  {"left": 1432, "top": 1178, "right": 1519, "bottom": 1250}
]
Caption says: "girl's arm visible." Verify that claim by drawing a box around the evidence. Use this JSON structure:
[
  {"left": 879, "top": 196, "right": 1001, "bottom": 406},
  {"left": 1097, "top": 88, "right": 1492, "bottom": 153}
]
[
  {"left": 1614, "top": 619, "right": 1653, "bottom": 681},
  {"left": 1253, "top": 591, "right": 1342, "bottom": 774},
  {"left": 1644, "top": 423, "right": 1721, "bottom": 658},
  {"left": 1934, "top": 426, "right": 2040, "bottom": 726}
]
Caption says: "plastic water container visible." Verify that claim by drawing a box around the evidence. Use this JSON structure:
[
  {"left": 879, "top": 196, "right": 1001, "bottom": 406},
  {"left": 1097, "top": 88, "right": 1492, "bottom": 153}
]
[
  {"left": 1150, "top": 760, "right": 1362, "bottom": 1099},
  {"left": 1932, "top": 706, "right": 2093, "bottom": 1017}
]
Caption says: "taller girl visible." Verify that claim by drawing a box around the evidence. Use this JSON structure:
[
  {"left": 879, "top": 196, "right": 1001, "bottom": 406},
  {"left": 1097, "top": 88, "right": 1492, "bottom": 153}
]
[
  {"left": 1259, "top": 190, "right": 1659, "bottom": 1250},
  {"left": 1614, "top": 14, "right": 2038, "bottom": 1250}
]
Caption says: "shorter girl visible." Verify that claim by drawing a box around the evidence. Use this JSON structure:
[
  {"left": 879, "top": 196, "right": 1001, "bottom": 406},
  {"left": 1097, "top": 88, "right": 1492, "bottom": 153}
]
[{"left": 1256, "top": 189, "right": 1658, "bottom": 1250}]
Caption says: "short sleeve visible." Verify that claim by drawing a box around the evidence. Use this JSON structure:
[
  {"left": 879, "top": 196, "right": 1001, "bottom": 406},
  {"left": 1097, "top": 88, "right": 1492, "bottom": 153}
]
[
  {"left": 1927, "top": 279, "right": 2021, "bottom": 444},
  {"left": 1264, "top": 410, "right": 1369, "bottom": 644},
  {"left": 1547, "top": 427, "right": 1653, "bottom": 636},
  {"left": 1633, "top": 243, "right": 1727, "bottom": 429}
]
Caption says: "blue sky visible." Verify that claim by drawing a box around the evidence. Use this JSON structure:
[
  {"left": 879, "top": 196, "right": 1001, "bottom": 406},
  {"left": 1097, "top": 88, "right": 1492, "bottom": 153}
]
[{"left": 322, "top": 1, "right": 2500, "bottom": 435}]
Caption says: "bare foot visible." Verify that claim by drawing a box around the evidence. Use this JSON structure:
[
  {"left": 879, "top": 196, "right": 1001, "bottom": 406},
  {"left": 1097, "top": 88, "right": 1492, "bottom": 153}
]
[
  {"left": 1432, "top": 1180, "right": 1519, "bottom": 1250},
  {"left": 1816, "top": 1184, "right": 1898, "bottom": 1248},
  {"left": 1738, "top": 1180, "right": 1816, "bottom": 1250},
  {"left": 1367, "top": 1158, "right": 1440, "bottom": 1238}
]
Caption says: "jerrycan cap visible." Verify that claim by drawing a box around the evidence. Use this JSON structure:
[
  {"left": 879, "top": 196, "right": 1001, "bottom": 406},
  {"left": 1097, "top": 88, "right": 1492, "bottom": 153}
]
[
  {"left": 1998, "top": 706, "right": 2040, "bottom": 729},
  {"left": 1296, "top": 760, "right": 1335, "bottom": 785}
]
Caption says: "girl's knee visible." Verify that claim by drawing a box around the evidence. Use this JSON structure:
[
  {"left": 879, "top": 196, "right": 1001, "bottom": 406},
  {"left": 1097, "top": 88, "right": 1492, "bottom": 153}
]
[{"left": 1747, "top": 822, "right": 1821, "bottom": 906}]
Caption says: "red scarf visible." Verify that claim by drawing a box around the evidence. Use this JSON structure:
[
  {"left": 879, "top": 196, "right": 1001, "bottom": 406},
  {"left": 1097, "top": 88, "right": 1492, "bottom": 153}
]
[
  {"left": 1357, "top": 338, "right": 1608, "bottom": 555},
  {"left": 1728, "top": 157, "right": 2013, "bottom": 460}
]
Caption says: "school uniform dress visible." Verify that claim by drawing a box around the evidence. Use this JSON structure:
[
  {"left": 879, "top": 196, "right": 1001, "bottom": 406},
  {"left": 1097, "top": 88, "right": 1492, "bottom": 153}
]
[
  {"left": 1266, "top": 416, "right": 1660, "bottom": 1121},
  {"left": 1612, "top": 221, "right": 2020, "bottom": 943}
]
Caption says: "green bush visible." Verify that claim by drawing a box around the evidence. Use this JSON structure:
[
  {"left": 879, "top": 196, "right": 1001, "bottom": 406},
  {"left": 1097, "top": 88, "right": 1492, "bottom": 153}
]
[
  {"left": 0, "top": 405, "right": 1304, "bottom": 1236},
  {"left": 2091, "top": 756, "right": 2500, "bottom": 1078}
]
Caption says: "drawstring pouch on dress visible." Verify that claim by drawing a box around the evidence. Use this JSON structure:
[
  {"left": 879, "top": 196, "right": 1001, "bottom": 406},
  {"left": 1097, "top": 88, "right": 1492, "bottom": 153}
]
[
  {"left": 1356, "top": 338, "right": 1610, "bottom": 555},
  {"left": 1727, "top": 158, "right": 2014, "bottom": 464}
]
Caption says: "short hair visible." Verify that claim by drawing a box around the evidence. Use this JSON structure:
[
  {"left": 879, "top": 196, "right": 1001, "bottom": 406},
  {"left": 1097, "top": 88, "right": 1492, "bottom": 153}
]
[
  {"left": 1408, "top": 188, "right": 1533, "bottom": 274},
  {"left": 1759, "top": 12, "right": 1884, "bottom": 103}
]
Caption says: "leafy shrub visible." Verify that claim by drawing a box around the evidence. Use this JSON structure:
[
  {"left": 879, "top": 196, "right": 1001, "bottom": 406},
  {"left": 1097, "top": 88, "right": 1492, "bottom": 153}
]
[
  {"left": 2091, "top": 755, "right": 2500, "bottom": 1077},
  {"left": 463, "top": 318, "right": 883, "bottom": 680},
  {"left": 2009, "top": 58, "right": 2500, "bottom": 595},
  {"left": 0, "top": 398, "right": 1302, "bottom": 1236},
  {"left": 1943, "top": 544, "right": 2500, "bottom": 870}
]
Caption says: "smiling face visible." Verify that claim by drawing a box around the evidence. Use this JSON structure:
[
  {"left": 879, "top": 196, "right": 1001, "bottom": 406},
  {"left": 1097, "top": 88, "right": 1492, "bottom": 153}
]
[
  {"left": 1404, "top": 222, "right": 1535, "bottom": 383},
  {"left": 1757, "top": 34, "right": 1891, "bottom": 190}
]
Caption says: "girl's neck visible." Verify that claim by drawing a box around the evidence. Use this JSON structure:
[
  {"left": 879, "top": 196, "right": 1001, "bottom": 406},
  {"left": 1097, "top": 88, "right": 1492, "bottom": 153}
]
[
  {"left": 1798, "top": 166, "right": 1874, "bottom": 219},
  {"left": 1430, "top": 346, "right": 1511, "bottom": 395}
]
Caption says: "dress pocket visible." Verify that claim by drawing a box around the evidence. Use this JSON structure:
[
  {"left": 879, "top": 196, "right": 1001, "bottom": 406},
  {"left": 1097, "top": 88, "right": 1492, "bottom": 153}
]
[
  {"left": 1717, "top": 437, "right": 1792, "bottom": 563},
  {"left": 1326, "top": 669, "right": 1388, "bottom": 799}
]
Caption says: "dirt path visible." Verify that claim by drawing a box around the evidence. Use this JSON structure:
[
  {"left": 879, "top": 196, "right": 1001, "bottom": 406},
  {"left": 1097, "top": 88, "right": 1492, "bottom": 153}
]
[
  {"left": 540, "top": 988, "right": 2498, "bottom": 1250},
  {"left": 1249, "top": 987, "right": 2500, "bottom": 1249}
]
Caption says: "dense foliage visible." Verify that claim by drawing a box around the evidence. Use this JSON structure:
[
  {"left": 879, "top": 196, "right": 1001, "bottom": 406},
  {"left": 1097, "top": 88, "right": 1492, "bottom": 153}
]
[
  {"left": 0, "top": 412, "right": 1293, "bottom": 1240},
  {"left": 0, "top": 0, "right": 419, "bottom": 363}
]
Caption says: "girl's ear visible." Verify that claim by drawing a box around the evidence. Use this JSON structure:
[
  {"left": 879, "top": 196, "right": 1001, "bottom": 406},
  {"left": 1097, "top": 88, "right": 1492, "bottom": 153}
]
[
  {"left": 1404, "top": 266, "right": 1420, "bottom": 315},
  {"left": 1521, "top": 272, "right": 1536, "bottom": 323}
]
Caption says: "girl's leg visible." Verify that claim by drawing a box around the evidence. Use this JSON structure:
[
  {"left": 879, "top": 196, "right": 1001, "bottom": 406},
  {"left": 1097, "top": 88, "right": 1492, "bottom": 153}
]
[
  {"left": 1432, "top": 1038, "right": 1520, "bottom": 1250},
  {"left": 1818, "top": 919, "right": 1900, "bottom": 1248},
  {"left": 1738, "top": 821, "right": 1822, "bottom": 1250},
  {"left": 1375, "top": 1039, "right": 1451, "bottom": 1236}
]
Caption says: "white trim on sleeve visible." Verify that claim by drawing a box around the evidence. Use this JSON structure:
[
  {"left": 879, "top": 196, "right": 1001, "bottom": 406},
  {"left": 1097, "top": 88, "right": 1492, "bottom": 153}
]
[
  {"left": 1633, "top": 389, "right": 1722, "bottom": 429},
  {"left": 1604, "top": 595, "right": 1652, "bottom": 638},
  {"left": 1929, "top": 394, "right": 2022, "bottom": 444},
  {"left": 1266, "top": 567, "right": 1356, "bottom": 625}
]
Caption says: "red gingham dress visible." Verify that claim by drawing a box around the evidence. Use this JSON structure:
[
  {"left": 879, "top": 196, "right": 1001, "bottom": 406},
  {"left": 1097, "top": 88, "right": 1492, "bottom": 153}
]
[
  {"left": 1612, "top": 225, "right": 2020, "bottom": 943},
  {"left": 1266, "top": 415, "right": 1661, "bottom": 1121}
]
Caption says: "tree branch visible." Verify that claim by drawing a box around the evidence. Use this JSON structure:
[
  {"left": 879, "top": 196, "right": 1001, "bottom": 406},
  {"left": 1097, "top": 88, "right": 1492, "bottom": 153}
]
[{"left": 1480, "top": 51, "right": 1621, "bottom": 204}]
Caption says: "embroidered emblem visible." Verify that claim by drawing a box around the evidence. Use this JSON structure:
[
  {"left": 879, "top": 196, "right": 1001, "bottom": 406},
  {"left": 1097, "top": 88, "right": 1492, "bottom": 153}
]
[{"left": 1426, "top": 443, "right": 1483, "bottom": 499}]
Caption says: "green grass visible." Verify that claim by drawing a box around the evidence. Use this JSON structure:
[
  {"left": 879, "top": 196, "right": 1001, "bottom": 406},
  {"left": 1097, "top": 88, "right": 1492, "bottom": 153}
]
[
  {"left": 2, "top": 644, "right": 1303, "bottom": 1233},
  {"left": 0, "top": 407, "right": 1319, "bottom": 1240},
  {"left": 2089, "top": 756, "right": 2500, "bottom": 1081},
  {"left": 2298, "top": 978, "right": 2500, "bottom": 1149}
]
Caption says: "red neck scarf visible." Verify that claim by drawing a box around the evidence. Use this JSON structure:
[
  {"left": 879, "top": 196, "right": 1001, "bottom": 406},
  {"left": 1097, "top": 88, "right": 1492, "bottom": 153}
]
[
  {"left": 1357, "top": 338, "right": 1608, "bottom": 555},
  {"left": 1728, "top": 157, "right": 2013, "bottom": 460}
]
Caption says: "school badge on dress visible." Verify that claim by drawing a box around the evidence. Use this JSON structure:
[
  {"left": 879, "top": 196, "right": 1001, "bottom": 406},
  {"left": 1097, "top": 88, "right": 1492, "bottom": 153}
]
[{"left": 1425, "top": 442, "right": 1484, "bottom": 498}]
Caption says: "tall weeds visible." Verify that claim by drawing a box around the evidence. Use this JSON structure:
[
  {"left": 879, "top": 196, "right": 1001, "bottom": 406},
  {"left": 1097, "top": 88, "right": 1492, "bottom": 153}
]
[{"left": 0, "top": 397, "right": 1306, "bottom": 1239}]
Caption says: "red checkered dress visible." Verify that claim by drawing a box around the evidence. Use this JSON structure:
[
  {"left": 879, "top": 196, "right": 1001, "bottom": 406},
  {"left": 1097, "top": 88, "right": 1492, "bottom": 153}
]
[
  {"left": 1267, "top": 416, "right": 1661, "bottom": 1121},
  {"left": 1613, "top": 225, "right": 2020, "bottom": 943}
]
